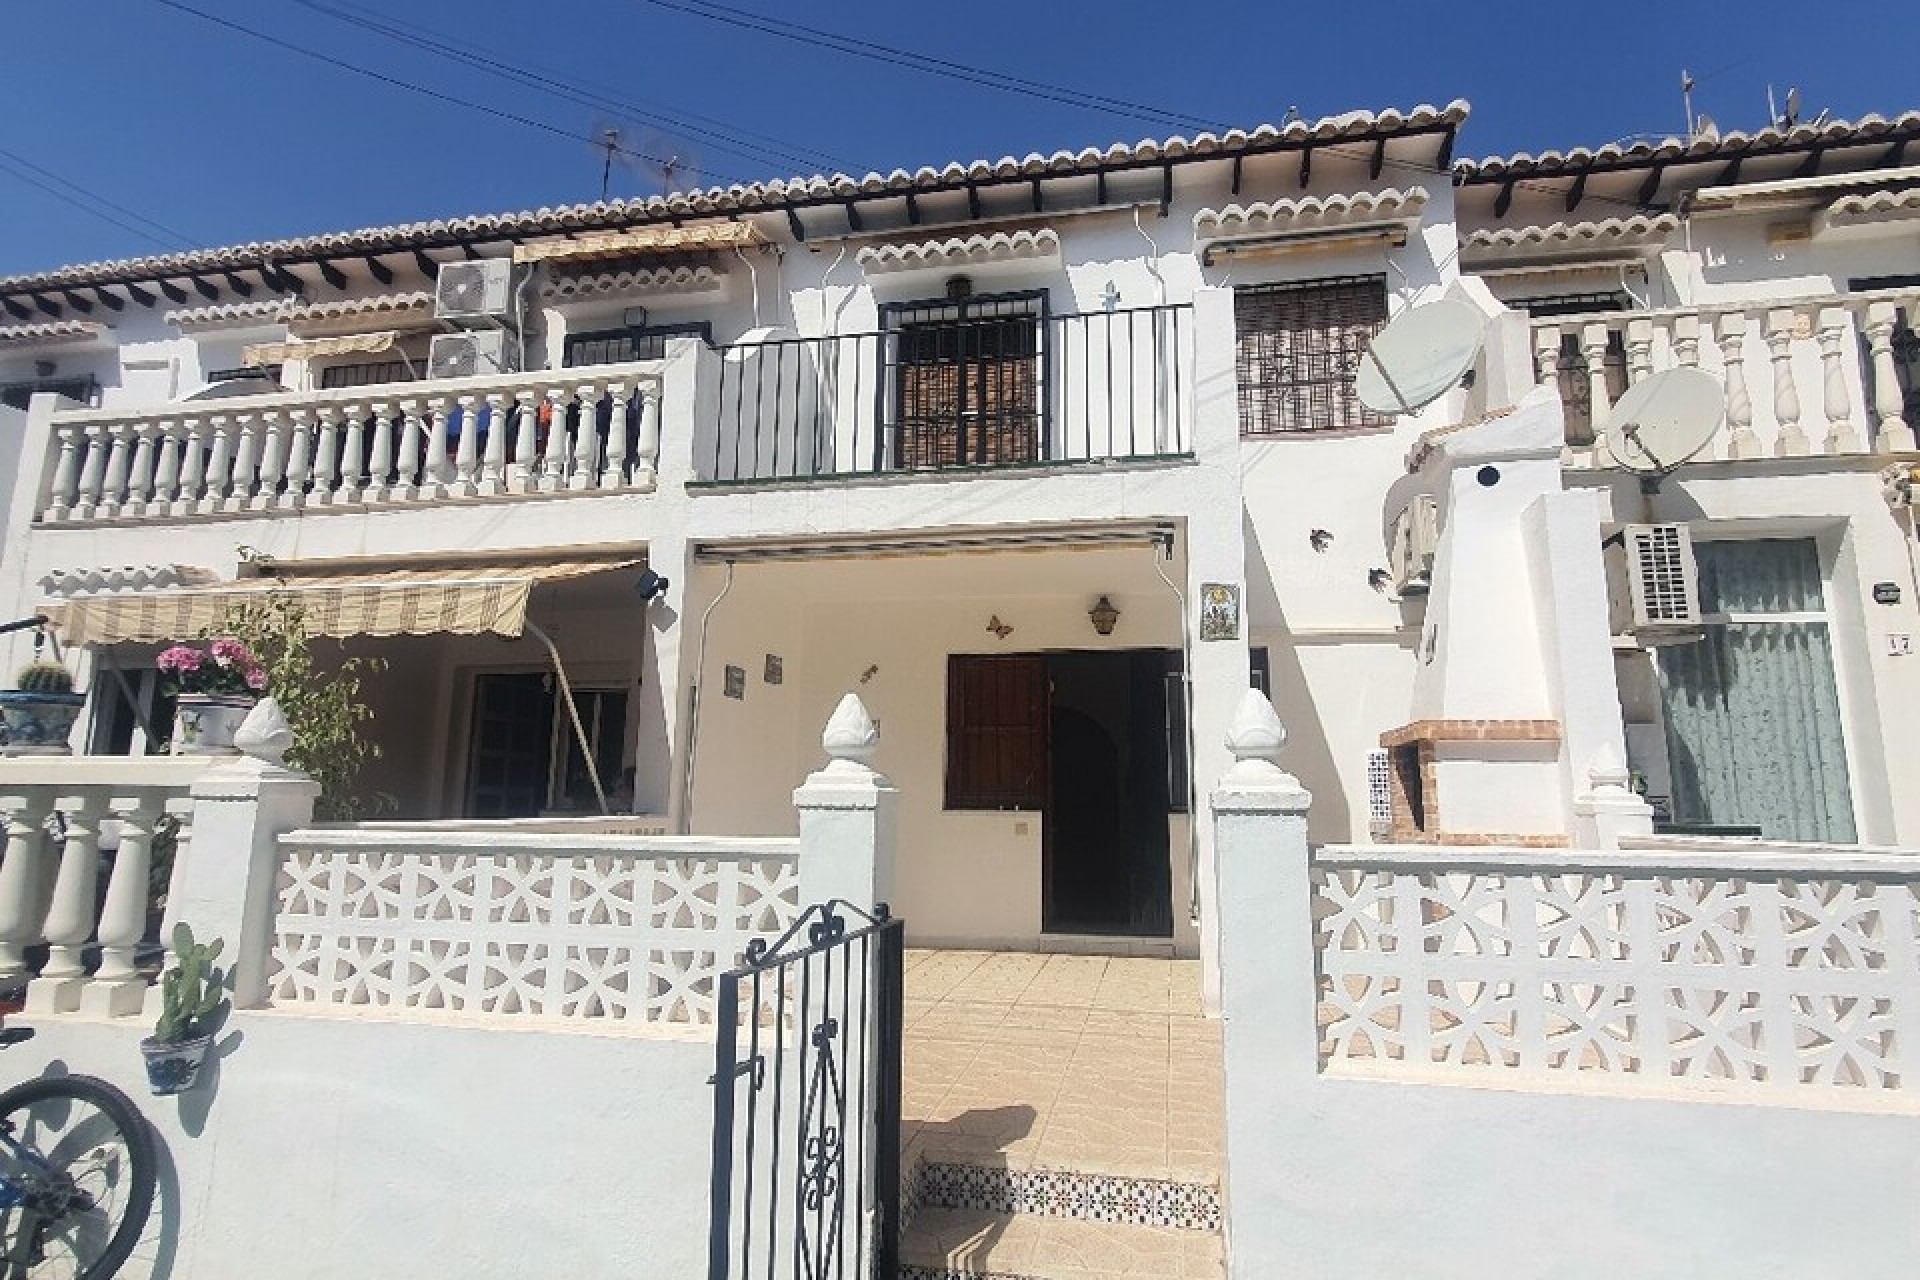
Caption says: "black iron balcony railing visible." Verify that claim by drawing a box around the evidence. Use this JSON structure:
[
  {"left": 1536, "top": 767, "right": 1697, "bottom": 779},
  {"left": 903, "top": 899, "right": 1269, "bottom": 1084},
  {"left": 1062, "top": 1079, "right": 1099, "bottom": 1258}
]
[{"left": 703, "top": 303, "right": 1193, "bottom": 483}]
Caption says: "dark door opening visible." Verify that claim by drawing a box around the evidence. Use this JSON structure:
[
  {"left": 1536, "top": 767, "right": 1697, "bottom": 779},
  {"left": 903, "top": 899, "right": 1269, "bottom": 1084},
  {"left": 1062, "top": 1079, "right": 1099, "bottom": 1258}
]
[
  {"left": 1043, "top": 650, "right": 1173, "bottom": 937},
  {"left": 467, "top": 673, "right": 555, "bottom": 819}
]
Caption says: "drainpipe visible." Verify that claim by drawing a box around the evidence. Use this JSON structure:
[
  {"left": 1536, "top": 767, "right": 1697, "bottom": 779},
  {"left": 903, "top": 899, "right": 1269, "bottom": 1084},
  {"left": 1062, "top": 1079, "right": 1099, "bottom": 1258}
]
[
  {"left": 1152, "top": 532, "right": 1202, "bottom": 925},
  {"left": 525, "top": 621, "right": 609, "bottom": 816},
  {"left": 679, "top": 559, "right": 737, "bottom": 834}
]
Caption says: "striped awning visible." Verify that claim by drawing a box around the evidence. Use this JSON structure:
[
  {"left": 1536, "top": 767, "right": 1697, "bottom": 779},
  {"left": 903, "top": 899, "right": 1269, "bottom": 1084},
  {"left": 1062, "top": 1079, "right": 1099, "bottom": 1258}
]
[
  {"left": 513, "top": 221, "right": 763, "bottom": 265},
  {"left": 242, "top": 331, "right": 397, "bottom": 367},
  {"left": 46, "top": 557, "right": 643, "bottom": 646}
]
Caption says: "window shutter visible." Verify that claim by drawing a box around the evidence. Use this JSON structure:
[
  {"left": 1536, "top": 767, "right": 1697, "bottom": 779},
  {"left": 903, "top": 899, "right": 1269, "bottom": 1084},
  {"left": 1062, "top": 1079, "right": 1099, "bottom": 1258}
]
[{"left": 945, "top": 654, "right": 1048, "bottom": 809}]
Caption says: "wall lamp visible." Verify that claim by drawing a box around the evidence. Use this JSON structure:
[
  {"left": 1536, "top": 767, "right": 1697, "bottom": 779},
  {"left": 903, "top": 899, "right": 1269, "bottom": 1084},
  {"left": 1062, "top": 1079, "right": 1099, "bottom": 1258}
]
[
  {"left": 1088, "top": 595, "right": 1120, "bottom": 636},
  {"left": 635, "top": 568, "right": 671, "bottom": 603}
]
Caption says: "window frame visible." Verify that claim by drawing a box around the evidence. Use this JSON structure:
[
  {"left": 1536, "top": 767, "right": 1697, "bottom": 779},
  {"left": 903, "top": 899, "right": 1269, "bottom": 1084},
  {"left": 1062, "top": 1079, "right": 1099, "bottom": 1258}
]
[
  {"left": 1233, "top": 274, "right": 1391, "bottom": 436},
  {"left": 563, "top": 321, "right": 713, "bottom": 369}
]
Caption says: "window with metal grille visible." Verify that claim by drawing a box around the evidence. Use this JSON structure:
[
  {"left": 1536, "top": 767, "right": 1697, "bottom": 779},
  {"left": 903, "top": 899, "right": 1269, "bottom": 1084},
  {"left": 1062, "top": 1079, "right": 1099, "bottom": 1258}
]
[
  {"left": 945, "top": 654, "right": 1047, "bottom": 810},
  {"left": 1521, "top": 293, "right": 1631, "bottom": 446},
  {"left": 564, "top": 322, "right": 712, "bottom": 369},
  {"left": 885, "top": 291, "right": 1045, "bottom": 468},
  {"left": 318, "top": 359, "right": 420, "bottom": 389},
  {"left": 205, "top": 365, "right": 281, "bottom": 384},
  {"left": 1234, "top": 276, "right": 1390, "bottom": 435}
]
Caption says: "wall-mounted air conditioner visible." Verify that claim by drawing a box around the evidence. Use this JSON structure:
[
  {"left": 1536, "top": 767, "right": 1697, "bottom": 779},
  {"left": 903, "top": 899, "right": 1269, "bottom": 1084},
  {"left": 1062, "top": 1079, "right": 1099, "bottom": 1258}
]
[
  {"left": 434, "top": 258, "right": 518, "bottom": 324},
  {"left": 1612, "top": 523, "right": 1703, "bottom": 639},
  {"left": 428, "top": 329, "right": 518, "bottom": 380}
]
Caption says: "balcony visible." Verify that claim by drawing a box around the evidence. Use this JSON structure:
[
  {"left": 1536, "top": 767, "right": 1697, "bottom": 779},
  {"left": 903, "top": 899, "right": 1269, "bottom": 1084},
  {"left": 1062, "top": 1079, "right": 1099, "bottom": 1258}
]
[
  {"left": 32, "top": 359, "right": 666, "bottom": 526},
  {"left": 1531, "top": 286, "right": 1920, "bottom": 465},
  {"left": 697, "top": 302, "right": 1194, "bottom": 484}
]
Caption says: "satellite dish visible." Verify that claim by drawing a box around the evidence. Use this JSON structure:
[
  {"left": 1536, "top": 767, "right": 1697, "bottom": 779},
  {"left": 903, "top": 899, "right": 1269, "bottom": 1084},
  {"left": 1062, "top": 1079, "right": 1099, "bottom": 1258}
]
[
  {"left": 1355, "top": 298, "right": 1487, "bottom": 416},
  {"left": 1598, "top": 367, "right": 1723, "bottom": 474}
]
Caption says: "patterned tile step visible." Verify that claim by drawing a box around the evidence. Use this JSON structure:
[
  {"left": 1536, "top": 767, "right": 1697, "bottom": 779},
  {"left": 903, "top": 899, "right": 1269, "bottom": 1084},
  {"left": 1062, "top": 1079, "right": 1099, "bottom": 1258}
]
[
  {"left": 900, "top": 1206, "right": 1222, "bottom": 1279},
  {"left": 918, "top": 1160, "right": 1221, "bottom": 1232}
]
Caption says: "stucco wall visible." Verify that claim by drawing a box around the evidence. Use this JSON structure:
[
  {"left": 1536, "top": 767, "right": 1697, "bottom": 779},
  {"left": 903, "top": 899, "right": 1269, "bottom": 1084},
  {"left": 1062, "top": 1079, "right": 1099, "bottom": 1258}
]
[{"left": 5, "top": 1013, "right": 717, "bottom": 1280}]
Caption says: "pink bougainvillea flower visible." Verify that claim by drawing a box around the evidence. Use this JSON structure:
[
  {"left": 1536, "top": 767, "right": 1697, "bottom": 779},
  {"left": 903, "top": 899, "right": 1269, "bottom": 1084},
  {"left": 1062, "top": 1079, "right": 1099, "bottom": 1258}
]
[
  {"left": 156, "top": 645, "right": 203, "bottom": 673},
  {"left": 209, "top": 637, "right": 253, "bottom": 668},
  {"left": 244, "top": 666, "right": 268, "bottom": 691}
]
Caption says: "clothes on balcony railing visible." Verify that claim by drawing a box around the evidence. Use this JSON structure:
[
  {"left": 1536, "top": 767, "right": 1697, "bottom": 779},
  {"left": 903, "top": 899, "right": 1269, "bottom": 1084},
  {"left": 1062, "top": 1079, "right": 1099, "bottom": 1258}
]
[{"left": 43, "top": 554, "right": 643, "bottom": 645}]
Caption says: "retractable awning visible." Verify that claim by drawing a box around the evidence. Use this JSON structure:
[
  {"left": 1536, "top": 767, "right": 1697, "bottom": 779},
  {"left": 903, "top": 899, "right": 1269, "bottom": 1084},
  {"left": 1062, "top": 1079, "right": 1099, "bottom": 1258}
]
[
  {"left": 46, "top": 556, "right": 644, "bottom": 646},
  {"left": 242, "top": 331, "right": 398, "bottom": 367},
  {"left": 690, "top": 519, "right": 1178, "bottom": 564},
  {"left": 513, "top": 222, "right": 764, "bottom": 266}
]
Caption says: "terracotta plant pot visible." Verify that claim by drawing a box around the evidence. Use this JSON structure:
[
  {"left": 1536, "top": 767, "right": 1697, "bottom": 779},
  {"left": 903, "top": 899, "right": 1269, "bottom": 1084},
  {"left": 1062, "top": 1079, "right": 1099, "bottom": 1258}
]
[
  {"left": 140, "top": 1033, "right": 213, "bottom": 1096},
  {"left": 0, "top": 690, "right": 86, "bottom": 755},
  {"left": 171, "top": 694, "right": 257, "bottom": 755}
]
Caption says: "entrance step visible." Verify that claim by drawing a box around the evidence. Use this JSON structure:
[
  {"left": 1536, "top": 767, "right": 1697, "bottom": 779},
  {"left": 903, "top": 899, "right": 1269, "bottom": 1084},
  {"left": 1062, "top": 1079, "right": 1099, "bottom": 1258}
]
[{"left": 900, "top": 1205, "right": 1223, "bottom": 1279}]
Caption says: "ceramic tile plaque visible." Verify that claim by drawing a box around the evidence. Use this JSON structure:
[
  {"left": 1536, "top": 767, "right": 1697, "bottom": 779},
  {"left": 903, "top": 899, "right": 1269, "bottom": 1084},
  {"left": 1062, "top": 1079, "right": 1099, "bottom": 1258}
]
[
  {"left": 723, "top": 665, "right": 746, "bottom": 699},
  {"left": 764, "top": 654, "right": 784, "bottom": 685},
  {"left": 1199, "top": 582, "right": 1241, "bottom": 641}
]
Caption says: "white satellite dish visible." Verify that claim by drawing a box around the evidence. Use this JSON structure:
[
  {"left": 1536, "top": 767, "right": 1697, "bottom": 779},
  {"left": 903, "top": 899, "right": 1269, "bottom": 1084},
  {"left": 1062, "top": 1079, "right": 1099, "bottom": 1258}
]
[
  {"left": 1355, "top": 298, "right": 1487, "bottom": 416},
  {"left": 1598, "top": 367, "right": 1723, "bottom": 475}
]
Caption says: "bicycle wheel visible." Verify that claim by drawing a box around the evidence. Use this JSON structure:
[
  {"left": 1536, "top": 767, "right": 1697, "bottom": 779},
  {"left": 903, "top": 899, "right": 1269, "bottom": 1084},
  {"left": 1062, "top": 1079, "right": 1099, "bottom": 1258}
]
[{"left": 0, "top": 1075, "right": 156, "bottom": 1280}]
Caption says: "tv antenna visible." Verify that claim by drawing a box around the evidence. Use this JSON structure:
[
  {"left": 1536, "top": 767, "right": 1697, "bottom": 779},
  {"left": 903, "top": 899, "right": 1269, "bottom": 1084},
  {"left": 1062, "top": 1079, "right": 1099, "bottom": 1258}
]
[
  {"left": 1354, "top": 297, "right": 1488, "bottom": 417},
  {"left": 589, "top": 120, "right": 642, "bottom": 201},
  {"left": 1598, "top": 367, "right": 1724, "bottom": 493},
  {"left": 635, "top": 130, "right": 702, "bottom": 195},
  {"left": 1682, "top": 69, "right": 1696, "bottom": 137}
]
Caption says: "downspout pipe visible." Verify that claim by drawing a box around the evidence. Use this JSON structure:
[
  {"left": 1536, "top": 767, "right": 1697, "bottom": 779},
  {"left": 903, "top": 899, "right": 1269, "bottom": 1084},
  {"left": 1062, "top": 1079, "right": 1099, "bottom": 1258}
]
[
  {"left": 1152, "top": 531, "right": 1202, "bottom": 925},
  {"left": 679, "top": 559, "right": 737, "bottom": 834},
  {"left": 525, "top": 621, "right": 609, "bottom": 816}
]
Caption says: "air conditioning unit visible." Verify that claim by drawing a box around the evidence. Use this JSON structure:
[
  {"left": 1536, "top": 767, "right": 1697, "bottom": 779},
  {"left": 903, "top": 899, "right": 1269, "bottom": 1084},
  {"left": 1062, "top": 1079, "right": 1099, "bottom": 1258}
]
[
  {"left": 434, "top": 258, "right": 518, "bottom": 323},
  {"left": 1612, "top": 523, "right": 1703, "bottom": 637},
  {"left": 1390, "top": 494, "right": 1440, "bottom": 597},
  {"left": 428, "top": 330, "right": 519, "bottom": 380}
]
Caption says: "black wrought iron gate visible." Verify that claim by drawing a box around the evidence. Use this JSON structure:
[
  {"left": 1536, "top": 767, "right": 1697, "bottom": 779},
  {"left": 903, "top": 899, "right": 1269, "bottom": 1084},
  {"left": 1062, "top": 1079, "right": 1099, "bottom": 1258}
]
[{"left": 708, "top": 901, "right": 905, "bottom": 1280}]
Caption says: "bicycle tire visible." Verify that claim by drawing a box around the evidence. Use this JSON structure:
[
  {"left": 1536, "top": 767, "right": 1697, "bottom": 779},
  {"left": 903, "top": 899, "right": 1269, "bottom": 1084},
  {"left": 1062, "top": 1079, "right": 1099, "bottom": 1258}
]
[{"left": 0, "top": 1074, "right": 157, "bottom": 1280}]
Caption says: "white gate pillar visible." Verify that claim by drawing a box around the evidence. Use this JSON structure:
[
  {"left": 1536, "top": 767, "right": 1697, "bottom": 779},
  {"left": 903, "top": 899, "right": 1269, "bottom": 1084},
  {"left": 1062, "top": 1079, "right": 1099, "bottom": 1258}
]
[{"left": 793, "top": 693, "right": 897, "bottom": 914}]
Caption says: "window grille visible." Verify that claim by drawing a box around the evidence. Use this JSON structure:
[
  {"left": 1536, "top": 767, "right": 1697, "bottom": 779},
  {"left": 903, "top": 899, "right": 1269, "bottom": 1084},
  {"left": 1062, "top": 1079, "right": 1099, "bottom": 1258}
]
[
  {"left": 318, "top": 359, "right": 419, "bottom": 389},
  {"left": 1234, "top": 276, "right": 1389, "bottom": 435},
  {"left": 564, "top": 322, "right": 712, "bottom": 369},
  {"left": 884, "top": 292, "right": 1045, "bottom": 468}
]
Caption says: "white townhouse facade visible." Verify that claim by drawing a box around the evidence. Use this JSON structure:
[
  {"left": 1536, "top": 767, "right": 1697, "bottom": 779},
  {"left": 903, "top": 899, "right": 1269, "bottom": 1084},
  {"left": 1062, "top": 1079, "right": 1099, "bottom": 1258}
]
[{"left": 1, "top": 99, "right": 1917, "bottom": 974}]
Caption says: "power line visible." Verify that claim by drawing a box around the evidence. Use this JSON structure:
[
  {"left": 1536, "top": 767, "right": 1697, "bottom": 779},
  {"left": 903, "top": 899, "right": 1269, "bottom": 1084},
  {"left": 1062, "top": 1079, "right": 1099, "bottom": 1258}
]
[
  {"left": 0, "top": 153, "right": 195, "bottom": 254},
  {"left": 288, "top": 0, "right": 865, "bottom": 177},
  {"left": 628, "top": 0, "right": 1228, "bottom": 133},
  {"left": 150, "top": 0, "right": 749, "bottom": 187},
  {"left": 0, "top": 147, "right": 198, "bottom": 248}
]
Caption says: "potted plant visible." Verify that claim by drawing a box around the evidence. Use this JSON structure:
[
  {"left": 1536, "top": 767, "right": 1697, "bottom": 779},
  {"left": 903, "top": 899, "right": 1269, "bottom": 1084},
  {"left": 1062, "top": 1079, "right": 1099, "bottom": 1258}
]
[
  {"left": 0, "top": 657, "right": 85, "bottom": 755},
  {"left": 141, "top": 923, "right": 227, "bottom": 1096},
  {"left": 160, "top": 637, "right": 267, "bottom": 755}
]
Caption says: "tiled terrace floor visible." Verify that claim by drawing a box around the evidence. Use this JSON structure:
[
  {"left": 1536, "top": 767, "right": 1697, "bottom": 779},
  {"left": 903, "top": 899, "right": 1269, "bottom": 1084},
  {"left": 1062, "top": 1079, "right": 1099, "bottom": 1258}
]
[{"left": 900, "top": 950, "right": 1224, "bottom": 1182}]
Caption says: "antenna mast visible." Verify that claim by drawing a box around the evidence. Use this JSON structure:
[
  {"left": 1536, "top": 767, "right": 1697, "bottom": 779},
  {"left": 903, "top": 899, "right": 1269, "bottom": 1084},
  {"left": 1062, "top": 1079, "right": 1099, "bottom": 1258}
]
[{"left": 1681, "top": 69, "right": 1696, "bottom": 138}]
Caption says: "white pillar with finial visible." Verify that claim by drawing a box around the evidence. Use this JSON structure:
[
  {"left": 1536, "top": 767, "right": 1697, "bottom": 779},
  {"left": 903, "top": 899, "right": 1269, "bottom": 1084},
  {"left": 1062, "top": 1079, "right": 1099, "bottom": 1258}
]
[
  {"left": 792, "top": 693, "right": 897, "bottom": 916},
  {"left": 1210, "top": 689, "right": 1317, "bottom": 1280}
]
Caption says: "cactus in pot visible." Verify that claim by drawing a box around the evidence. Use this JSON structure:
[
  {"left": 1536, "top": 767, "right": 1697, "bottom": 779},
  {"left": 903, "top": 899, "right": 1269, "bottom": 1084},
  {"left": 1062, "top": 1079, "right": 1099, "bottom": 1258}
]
[
  {"left": 141, "top": 923, "right": 229, "bottom": 1096},
  {"left": 13, "top": 660, "right": 74, "bottom": 695},
  {"left": 0, "top": 657, "right": 84, "bottom": 754}
]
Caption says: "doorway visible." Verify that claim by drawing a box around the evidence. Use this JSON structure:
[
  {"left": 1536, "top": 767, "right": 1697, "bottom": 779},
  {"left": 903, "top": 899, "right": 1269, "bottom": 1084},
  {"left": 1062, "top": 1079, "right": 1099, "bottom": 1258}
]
[{"left": 465, "top": 673, "right": 631, "bottom": 819}]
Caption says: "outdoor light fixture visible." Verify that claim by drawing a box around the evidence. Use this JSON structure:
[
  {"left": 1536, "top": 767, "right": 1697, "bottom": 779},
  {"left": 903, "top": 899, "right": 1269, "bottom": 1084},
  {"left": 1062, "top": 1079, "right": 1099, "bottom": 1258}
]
[
  {"left": 635, "top": 568, "right": 670, "bottom": 603},
  {"left": 1088, "top": 595, "right": 1120, "bottom": 636}
]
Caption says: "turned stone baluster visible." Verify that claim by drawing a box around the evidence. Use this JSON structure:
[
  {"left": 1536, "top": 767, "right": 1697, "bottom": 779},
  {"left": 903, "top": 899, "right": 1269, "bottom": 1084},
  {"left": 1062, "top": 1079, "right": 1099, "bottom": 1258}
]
[
  {"left": 44, "top": 426, "right": 81, "bottom": 519},
  {"left": 0, "top": 796, "right": 51, "bottom": 980},
  {"left": 153, "top": 421, "right": 183, "bottom": 511},
  {"left": 1671, "top": 314, "right": 1701, "bottom": 367},
  {"left": 1866, "top": 301, "right": 1918, "bottom": 452},
  {"left": 425, "top": 395, "right": 454, "bottom": 494},
  {"left": 311, "top": 406, "right": 341, "bottom": 505},
  {"left": 633, "top": 383, "right": 661, "bottom": 488},
  {"left": 73, "top": 425, "right": 110, "bottom": 519},
  {"left": 226, "top": 411, "right": 260, "bottom": 511},
  {"left": 454, "top": 394, "right": 481, "bottom": 496},
  {"left": 1817, "top": 307, "right": 1861, "bottom": 454},
  {"left": 396, "top": 400, "right": 425, "bottom": 500},
  {"left": 336, "top": 404, "right": 365, "bottom": 503},
  {"left": 510, "top": 389, "right": 539, "bottom": 492},
  {"left": 601, "top": 382, "right": 631, "bottom": 488},
  {"left": 1719, "top": 313, "right": 1761, "bottom": 459},
  {"left": 1534, "top": 324, "right": 1572, "bottom": 460},
  {"left": 542, "top": 387, "right": 571, "bottom": 491},
  {"left": 83, "top": 797, "right": 159, "bottom": 1016},
  {"left": 1582, "top": 324, "right": 1614, "bottom": 466},
  {"left": 570, "top": 382, "right": 600, "bottom": 490},
  {"left": 127, "top": 422, "right": 158, "bottom": 515},
  {"left": 199, "top": 415, "right": 232, "bottom": 513},
  {"left": 1625, "top": 317, "right": 1654, "bottom": 385},
  {"left": 176, "top": 418, "right": 207, "bottom": 514},
  {"left": 254, "top": 408, "right": 289, "bottom": 509},
  {"left": 480, "top": 392, "right": 508, "bottom": 495},
  {"left": 100, "top": 422, "right": 134, "bottom": 517},
  {"left": 1766, "top": 308, "right": 1807, "bottom": 457},
  {"left": 366, "top": 401, "right": 396, "bottom": 501},
  {"left": 283, "top": 408, "right": 313, "bottom": 508},
  {"left": 27, "top": 795, "right": 103, "bottom": 1013}
]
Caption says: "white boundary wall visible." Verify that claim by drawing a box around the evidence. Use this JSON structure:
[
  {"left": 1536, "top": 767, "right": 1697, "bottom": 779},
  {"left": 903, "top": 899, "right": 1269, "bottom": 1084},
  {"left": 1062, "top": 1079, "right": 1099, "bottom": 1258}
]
[{"left": 1213, "top": 691, "right": 1920, "bottom": 1280}]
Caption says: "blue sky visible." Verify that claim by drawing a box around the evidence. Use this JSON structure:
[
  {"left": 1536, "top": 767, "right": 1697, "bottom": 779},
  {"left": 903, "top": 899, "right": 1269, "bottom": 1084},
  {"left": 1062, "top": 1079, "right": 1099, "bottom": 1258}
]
[{"left": 2, "top": 0, "right": 1913, "bottom": 276}]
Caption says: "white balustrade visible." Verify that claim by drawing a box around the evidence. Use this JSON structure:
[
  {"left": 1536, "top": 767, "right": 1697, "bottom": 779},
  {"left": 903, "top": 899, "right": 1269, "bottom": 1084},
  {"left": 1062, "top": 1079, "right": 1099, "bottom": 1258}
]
[
  {"left": 34, "top": 361, "right": 668, "bottom": 525},
  {"left": 1529, "top": 285, "right": 1920, "bottom": 467}
]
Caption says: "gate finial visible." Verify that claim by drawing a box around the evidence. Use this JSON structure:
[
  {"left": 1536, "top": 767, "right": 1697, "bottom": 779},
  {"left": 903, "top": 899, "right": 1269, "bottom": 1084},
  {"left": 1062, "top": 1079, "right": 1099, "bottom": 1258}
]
[
  {"left": 821, "top": 692, "right": 880, "bottom": 772},
  {"left": 1223, "top": 689, "right": 1296, "bottom": 786}
]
